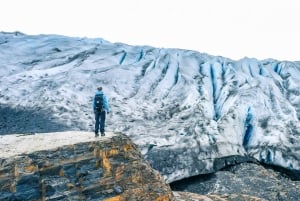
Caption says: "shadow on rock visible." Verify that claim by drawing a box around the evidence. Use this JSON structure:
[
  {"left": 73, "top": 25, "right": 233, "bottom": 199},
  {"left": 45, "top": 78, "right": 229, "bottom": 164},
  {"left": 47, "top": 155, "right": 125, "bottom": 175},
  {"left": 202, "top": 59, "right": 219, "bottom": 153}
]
[
  {"left": 170, "top": 172, "right": 216, "bottom": 194},
  {"left": 0, "top": 104, "right": 70, "bottom": 135}
]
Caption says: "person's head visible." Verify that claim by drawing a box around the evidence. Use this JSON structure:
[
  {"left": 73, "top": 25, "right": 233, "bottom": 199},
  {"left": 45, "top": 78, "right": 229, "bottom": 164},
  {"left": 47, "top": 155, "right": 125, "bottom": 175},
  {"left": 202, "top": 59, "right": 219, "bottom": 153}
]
[{"left": 97, "top": 86, "right": 103, "bottom": 91}]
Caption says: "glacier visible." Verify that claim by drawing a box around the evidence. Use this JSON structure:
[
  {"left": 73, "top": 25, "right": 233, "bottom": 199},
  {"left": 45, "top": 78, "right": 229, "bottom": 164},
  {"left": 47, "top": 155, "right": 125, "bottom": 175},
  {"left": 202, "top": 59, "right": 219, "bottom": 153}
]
[{"left": 0, "top": 32, "right": 299, "bottom": 183}]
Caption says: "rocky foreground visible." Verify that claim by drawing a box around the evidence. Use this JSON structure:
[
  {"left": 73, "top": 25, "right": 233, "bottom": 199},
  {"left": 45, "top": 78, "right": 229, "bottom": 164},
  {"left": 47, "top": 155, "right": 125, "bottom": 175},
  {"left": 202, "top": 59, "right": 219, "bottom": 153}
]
[
  {"left": 171, "top": 162, "right": 300, "bottom": 201},
  {"left": 0, "top": 131, "right": 272, "bottom": 201},
  {"left": 0, "top": 132, "right": 172, "bottom": 201}
]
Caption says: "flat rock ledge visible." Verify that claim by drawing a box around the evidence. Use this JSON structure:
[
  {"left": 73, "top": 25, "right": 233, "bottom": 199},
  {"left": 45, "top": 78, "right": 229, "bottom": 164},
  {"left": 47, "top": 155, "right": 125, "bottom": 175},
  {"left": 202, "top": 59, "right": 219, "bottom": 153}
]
[{"left": 0, "top": 131, "right": 173, "bottom": 201}]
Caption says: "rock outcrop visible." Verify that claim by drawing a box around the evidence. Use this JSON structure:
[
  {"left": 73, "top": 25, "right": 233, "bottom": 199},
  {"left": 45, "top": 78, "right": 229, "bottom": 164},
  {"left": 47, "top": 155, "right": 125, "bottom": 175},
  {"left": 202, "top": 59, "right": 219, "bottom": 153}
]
[
  {"left": 0, "top": 132, "right": 172, "bottom": 201},
  {"left": 171, "top": 162, "right": 300, "bottom": 201}
]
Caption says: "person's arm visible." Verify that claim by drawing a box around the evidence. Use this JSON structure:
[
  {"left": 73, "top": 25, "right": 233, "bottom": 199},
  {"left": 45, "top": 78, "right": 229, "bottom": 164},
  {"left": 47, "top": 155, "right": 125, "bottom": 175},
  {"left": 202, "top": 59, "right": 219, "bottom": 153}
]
[
  {"left": 103, "top": 95, "right": 110, "bottom": 113},
  {"left": 92, "top": 95, "right": 95, "bottom": 112}
]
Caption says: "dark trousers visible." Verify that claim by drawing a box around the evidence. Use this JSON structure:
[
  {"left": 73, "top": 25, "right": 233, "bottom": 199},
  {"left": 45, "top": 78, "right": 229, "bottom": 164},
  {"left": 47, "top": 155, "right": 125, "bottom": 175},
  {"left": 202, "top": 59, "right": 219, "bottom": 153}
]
[{"left": 95, "top": 110, "right": 106, "bottom": 133}]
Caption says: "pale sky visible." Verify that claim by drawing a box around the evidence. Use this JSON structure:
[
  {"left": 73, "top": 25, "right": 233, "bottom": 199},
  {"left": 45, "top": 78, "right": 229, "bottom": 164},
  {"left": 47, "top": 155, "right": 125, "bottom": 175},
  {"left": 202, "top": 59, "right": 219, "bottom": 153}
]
[{"left": 1, "top": 0, "right": 299, "bottom": 61}]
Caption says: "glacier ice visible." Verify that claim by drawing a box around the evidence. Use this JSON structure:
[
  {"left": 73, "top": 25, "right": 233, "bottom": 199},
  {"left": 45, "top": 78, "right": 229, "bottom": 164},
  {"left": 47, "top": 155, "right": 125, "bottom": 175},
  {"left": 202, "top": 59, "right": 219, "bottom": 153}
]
[{"left": 0, "top": 32, "right": 299, "bottom": 183}]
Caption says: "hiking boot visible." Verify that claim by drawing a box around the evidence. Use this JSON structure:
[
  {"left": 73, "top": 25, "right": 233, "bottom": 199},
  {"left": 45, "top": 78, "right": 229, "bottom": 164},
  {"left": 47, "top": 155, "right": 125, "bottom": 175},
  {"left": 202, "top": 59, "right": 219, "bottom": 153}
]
[
  {"left": 101, "top": 132, "right": 105, "bottom": 136},
  {"left": 95, "top": 132, "right": 99, "bottom": 137}
]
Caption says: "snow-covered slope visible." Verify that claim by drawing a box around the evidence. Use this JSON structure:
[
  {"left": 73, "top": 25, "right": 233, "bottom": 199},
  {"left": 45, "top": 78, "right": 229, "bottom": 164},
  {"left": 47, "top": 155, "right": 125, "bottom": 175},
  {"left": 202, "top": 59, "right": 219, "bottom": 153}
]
[{"left": 0, "top": 32, "right": 299, "bottom": 182}]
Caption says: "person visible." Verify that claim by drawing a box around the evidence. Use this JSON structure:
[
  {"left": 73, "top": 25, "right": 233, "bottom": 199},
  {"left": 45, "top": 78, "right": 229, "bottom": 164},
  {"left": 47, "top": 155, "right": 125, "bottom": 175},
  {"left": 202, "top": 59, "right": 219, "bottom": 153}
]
[{"left": 93, "top": 86, "right": 110, "bottom": 137}]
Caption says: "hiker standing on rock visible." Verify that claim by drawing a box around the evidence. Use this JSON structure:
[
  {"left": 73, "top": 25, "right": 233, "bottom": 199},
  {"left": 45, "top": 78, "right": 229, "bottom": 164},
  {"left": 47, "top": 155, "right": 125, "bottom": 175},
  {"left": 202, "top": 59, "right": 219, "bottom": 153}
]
[{"left": 93, "top": 86, "right": 110, "bottom": 137}]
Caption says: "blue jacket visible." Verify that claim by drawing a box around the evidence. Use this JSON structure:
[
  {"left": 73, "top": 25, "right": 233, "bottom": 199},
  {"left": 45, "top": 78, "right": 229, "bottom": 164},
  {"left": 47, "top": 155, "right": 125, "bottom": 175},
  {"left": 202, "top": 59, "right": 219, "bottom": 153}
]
[{"left": 93, "top": 91, "right": 110, "bottom": 113}]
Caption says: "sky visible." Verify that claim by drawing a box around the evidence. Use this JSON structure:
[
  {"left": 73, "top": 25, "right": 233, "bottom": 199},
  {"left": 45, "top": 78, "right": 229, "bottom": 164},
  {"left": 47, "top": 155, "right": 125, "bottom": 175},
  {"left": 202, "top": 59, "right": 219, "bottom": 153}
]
[{"left": 1, "top": 0, "right": 299, "bottom": 61}]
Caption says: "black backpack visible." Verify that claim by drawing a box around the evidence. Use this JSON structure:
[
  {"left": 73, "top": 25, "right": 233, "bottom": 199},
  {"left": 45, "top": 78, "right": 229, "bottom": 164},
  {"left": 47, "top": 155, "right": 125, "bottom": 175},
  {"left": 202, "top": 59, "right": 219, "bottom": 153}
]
[{"left": 95, "top": 94, "right": 104, "bottom": 111}]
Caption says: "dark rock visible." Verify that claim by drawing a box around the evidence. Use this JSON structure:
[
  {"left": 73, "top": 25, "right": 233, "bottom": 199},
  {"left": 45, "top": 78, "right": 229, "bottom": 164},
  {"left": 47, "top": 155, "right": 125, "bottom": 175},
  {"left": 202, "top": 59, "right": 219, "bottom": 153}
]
[
  {"left": 114, "top": 185, "right": 123, "bottom": 194},
  {"left": 171, "top": 162, "right": 300, "bottom": 201}
]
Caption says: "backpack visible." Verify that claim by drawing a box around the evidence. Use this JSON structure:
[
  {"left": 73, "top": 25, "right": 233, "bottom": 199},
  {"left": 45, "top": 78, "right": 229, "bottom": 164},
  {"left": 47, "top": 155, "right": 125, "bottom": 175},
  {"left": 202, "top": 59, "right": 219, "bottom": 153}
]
[{"left": 95, "top": 94, "right": 104, "bottom": 111}]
